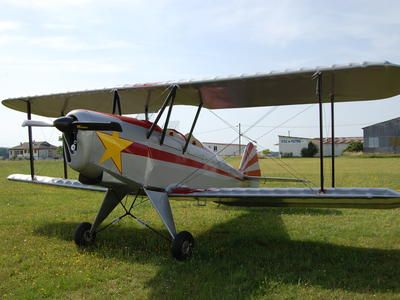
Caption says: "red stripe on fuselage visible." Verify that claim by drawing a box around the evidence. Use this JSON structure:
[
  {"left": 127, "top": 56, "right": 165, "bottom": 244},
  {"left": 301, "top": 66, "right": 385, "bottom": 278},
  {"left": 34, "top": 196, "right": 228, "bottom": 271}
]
[
  {"left": 123, "top": 143, "right": 242, "bottom": 180},
  {"left": 92, "top": 111, "right": 240, "bottom": 180}
]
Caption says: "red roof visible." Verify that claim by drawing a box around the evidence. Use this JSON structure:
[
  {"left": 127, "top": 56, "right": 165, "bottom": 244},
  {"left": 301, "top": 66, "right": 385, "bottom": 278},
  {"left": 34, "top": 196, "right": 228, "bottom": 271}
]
[{"left": 312, "top": 137, "right": 363, "bottom": 144}]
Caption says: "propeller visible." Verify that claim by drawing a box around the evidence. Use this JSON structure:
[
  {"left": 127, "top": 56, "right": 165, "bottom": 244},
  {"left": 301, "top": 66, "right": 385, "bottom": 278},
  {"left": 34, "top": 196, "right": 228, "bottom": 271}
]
[
  {"left": 22, "top": 116, "right": 122, "bottom": 132},
  {"left": 22, "top": 120, "right": 53, "bottom": 127}
]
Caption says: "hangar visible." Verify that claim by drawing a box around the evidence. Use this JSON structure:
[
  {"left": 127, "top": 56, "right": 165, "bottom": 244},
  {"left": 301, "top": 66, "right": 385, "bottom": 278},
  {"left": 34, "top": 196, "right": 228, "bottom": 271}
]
[
  {"left": 278, "top": 135, "right": 363, "bottom": 157},
  {"left": 363, "top": 117, "right": 400, "bottom": 153}
]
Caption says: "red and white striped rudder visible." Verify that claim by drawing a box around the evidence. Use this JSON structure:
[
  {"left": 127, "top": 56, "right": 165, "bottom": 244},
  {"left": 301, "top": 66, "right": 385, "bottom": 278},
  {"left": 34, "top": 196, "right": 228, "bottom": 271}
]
[{"left": 239, "top": 142, "right": 261, "bottom": 177}]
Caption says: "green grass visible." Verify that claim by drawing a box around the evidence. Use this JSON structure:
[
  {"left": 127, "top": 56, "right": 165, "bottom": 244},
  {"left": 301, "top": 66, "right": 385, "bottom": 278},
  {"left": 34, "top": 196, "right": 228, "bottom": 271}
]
[{"left": 0, "top": 158, "right": 399, "bottom": 299}]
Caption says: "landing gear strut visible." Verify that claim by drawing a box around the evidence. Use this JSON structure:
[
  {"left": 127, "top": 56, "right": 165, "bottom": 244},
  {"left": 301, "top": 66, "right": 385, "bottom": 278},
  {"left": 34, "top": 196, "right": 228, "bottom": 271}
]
[
  {"left": 73, "top": 188, "right": 195, "bottom": 260},
  {"left": 145, "top": 188, "right": 195, "bottom": 260}
]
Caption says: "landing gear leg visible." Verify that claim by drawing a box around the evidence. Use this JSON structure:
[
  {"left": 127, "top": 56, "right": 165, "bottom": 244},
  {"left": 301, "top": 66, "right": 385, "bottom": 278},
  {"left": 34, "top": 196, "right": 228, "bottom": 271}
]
[
  {"left": 74, "top": 189, "right": 126, "bottom": 247},
  {"left": 144, "top": 188, "right": 195, "bottom": 260}
]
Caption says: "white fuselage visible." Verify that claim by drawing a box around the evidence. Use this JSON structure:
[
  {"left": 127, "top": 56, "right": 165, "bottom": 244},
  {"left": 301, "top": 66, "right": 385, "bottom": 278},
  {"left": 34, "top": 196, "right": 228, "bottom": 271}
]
[{"left": 65, "top": 110, "right": 245, "bottom": 192}]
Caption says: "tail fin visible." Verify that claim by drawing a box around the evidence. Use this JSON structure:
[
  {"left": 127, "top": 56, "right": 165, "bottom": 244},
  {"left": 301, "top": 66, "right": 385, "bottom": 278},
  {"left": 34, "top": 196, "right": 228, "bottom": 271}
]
[{"left": 239, "top": 142, "right": 261, "bottom": 177}]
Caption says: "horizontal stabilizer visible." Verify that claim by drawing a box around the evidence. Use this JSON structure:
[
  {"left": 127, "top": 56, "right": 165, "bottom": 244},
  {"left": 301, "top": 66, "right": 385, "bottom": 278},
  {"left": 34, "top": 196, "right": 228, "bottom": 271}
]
[
  {"left": 169, "top": 187, "right": 400, "bottom": 209},
  {"left": 7, "top": 174, "right": 107, "bottom": 192}
]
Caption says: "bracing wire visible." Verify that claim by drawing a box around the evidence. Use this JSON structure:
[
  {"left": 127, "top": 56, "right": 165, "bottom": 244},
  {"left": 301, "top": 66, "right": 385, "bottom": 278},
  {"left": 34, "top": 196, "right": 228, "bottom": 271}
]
[
  {"left": 208, "top": 110, "right": 257, "bottom": 143},
  {"left": 251, "top": 104, "right": 317, "bottom": 187},
  {"left": 176, "top": 105, "right": 317, "bottom": 189},
  {"left": 196, "top": 126, "right": 233, "bottom": 135},
  {"left": 241, "top": 106, "right": 278, "bottom": 136},
  {"left": 256, "top": 104, "right": 314, "bottom": 140}
]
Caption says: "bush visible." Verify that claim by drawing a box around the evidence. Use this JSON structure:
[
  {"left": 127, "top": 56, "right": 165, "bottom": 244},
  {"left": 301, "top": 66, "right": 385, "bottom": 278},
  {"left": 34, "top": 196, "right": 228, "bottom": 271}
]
[
  {"left": 345, "top": 141, "right": 363, "bottom": 152},
  {"left": 262, "top": 149, "right": 271, "bottom": 156},
  {"left": 301, "top": 142, "right": 318, "bottom": 157}
]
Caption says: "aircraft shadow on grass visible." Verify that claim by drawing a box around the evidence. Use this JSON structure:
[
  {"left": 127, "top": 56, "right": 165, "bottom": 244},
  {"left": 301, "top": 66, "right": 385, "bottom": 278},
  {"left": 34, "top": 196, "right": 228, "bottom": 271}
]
[{"left": 34, "top": 207, "right": 399, "bottom": 298}]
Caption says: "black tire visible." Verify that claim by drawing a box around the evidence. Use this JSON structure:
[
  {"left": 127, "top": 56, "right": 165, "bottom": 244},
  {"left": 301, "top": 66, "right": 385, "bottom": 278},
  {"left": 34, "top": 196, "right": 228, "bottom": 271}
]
[
  {"left": 171, "top": 231, "right": 194, "bottom": 261},
  {"left": 74, "top": 222, "right": 96, "bottom": 247}
]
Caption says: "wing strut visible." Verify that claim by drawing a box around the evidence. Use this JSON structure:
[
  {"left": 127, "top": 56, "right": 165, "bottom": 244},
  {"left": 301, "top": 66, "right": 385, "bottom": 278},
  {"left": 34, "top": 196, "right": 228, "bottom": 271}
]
[
  {"left": 147, "top": 85, "right": 178, "bottom": 142},
  {"left": 330, "top": 75, "right": 335, "bottom": 188},
  {"left": 313, "top": 72, "right": 325, "bottom": 193},
  {"left": 62, "top": 139, "right": 68, "bottom": 179},
  {"left": 26, "top": 101, "right": 35, "bottom": 180},
  {"left": 313, "top": 72, "right": 338, "bottom": 191}
]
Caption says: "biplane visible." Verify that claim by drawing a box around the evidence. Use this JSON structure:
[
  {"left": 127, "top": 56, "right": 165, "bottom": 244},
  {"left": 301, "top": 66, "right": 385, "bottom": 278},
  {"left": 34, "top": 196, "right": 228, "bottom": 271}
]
[{"left": 2, "top": 61, "right": 400, "bottom": 260}]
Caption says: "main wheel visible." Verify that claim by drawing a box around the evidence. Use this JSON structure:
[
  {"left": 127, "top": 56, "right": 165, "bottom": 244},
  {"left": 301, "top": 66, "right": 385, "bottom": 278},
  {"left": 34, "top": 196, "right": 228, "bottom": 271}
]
[
  {"left": 171, "top": 231, "right": 194, "bottom": 261},
  {"left": 74, "top": 222, "right": 96, "bottom": 247}
]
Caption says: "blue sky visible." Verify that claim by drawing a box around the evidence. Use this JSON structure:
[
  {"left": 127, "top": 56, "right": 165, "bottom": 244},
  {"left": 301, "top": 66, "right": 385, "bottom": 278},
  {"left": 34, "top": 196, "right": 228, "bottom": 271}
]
[{"left": 1, "top": 0, "right": 399, "bottom": 150}]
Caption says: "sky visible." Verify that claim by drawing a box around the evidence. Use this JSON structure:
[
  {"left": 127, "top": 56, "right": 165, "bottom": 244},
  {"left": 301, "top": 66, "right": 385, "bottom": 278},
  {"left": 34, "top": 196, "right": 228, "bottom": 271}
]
[{"left": 1, "top": 0, "right": 399, "bottom": 151}]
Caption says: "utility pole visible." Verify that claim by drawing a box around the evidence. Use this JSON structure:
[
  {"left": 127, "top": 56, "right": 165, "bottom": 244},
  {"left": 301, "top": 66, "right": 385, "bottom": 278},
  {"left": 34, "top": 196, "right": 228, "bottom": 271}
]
[{"left": 238, "top": 123, "right": 241, "bottom": 156}]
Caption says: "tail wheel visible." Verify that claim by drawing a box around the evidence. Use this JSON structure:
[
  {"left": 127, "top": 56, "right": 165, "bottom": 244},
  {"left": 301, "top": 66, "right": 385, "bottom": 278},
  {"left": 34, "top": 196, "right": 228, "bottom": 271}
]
[
  {"left": 171, "top": 231, "right": 194, "bottom": 261},
  {"left": 74, "top": 222, "right": 96, "bottom": 246}
]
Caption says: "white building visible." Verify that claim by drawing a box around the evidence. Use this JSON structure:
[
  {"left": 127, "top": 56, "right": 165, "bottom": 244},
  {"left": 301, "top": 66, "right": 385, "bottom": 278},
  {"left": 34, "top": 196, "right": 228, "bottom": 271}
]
[
  {"left": 203, "top": 142, "right": 246, "bottom": 157},
  {"left": 278, "top": 135, "right": 312, "bottom": 157},
  {"left": 321, "top": 137, "right": 363, "bottom": 156},
  {"left": 278, "top": 135, "right": 363, "bottom": 157},
  {"left": 9, "top": 141, "right": 60, "bottom": 160}
]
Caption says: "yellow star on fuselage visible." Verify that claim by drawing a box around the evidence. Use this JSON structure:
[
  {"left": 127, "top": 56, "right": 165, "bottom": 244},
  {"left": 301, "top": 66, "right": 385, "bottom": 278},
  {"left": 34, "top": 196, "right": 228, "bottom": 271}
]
[{"left": 96, "top": 131, "right": 133, "bottom": 173}]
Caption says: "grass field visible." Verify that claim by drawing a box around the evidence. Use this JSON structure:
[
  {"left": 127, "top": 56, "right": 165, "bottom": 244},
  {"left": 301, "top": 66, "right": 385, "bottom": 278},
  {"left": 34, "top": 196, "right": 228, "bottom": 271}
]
[{"left": 0, "top": 157, "right": 399, "bottom": 299}]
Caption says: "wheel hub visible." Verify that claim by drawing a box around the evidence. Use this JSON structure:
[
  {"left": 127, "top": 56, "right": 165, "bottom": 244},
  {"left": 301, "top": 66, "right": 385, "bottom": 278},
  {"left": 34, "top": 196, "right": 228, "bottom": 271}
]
[
  {"left": 83, "top": 230, "right": 93, "bottom": 243},
  {"left": 181, "top": 240, "right": 192, "bottom": 255}
]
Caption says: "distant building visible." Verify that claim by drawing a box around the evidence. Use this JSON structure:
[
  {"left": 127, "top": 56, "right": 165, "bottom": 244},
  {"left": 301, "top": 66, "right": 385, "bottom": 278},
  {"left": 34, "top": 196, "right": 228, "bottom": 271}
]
[
  {"left": 203, "top": 142, "right": 246, "bottom": 157},
  {"left": 363, "top": 117, "right": 400, "bottom": 153},
  {"left": 9, "top": 141, "right": 60, "bottom": 160},
  {"left": 319, "top": 137, "right": 363, "bottom": 156},
  {"left": 258, "top": 151, "right": 280, "bottom": 158},
  {"left": 278, "top": 135, "right": 363, "bottom": 157},
  {"left": 278, "top": 135, "right": 312, "bottom": 157}
]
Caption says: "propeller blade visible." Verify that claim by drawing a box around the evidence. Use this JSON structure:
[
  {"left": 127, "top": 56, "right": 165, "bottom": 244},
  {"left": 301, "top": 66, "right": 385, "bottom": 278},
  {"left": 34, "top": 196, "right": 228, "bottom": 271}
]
[
  {"left": 22, "top": 120, "right": 54, "bottom": 127},
  {"left": 73, "top": 121, "right": 122, "bottom": 132},
  {"left": 53, "top": 116, "right": 122, "bottom": 132}
]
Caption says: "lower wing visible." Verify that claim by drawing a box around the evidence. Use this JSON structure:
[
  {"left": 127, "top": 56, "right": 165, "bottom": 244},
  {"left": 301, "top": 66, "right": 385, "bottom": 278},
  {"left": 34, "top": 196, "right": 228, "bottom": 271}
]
[
  {"left": 169, "top": 187, "right": 400, "bottom": 209},
  {"left": 7, "top": 174, "right": 107, "bottom": 192},
  {"left": 7, "top": 174, "right": 400, "bottom": 209}
]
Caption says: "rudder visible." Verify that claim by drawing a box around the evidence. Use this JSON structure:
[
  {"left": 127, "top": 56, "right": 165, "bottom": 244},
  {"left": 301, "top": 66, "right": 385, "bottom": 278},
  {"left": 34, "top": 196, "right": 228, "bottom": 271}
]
[{"left": 239, "top": 142, "right": 261, "bottom": 177}]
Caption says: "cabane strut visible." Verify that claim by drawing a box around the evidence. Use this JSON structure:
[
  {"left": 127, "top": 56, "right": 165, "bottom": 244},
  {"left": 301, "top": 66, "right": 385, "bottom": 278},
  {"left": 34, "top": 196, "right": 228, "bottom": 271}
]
[{"left": 147, "top": 85, "right": 178, "bottom": 144}]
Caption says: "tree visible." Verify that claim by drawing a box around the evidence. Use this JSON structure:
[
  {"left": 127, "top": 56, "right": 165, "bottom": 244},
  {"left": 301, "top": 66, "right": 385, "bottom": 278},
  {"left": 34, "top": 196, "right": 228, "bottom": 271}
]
[
  {"left": 262, "top": 149, "right": 271, "bottom": 156},
  {"left": 301, "top": 142, "right": 318, "bottom": 157},
  {"left": 344, "top": 141, "right": 363, "bottom": 152}
]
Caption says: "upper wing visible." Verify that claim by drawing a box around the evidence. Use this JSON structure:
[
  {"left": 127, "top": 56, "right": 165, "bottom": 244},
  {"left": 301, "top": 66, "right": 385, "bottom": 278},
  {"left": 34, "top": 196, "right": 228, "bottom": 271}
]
[{"left": 2, "top": 61, "right": 400, "bottom": 117}]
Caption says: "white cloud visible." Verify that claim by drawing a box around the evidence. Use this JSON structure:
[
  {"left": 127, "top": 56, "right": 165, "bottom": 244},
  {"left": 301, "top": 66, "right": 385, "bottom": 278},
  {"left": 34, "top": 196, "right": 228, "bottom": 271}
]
[
  {"left": 0, "top": 33, "right": 131, "bottom": 51},
  {"left": 0, "top": 21, "right": 21, "bottom": 32},
  {"left": 0, "top": 57, "right": 134, "bottom": 73},
  {"left": 210, "top": 1, "right": 310, "bottom": 46},
  {"left": 0, "top": 0, "right": 93, "bottom": 9},
  {"left": 42, "top": 23, "right": 76, "bottom": 31}
]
